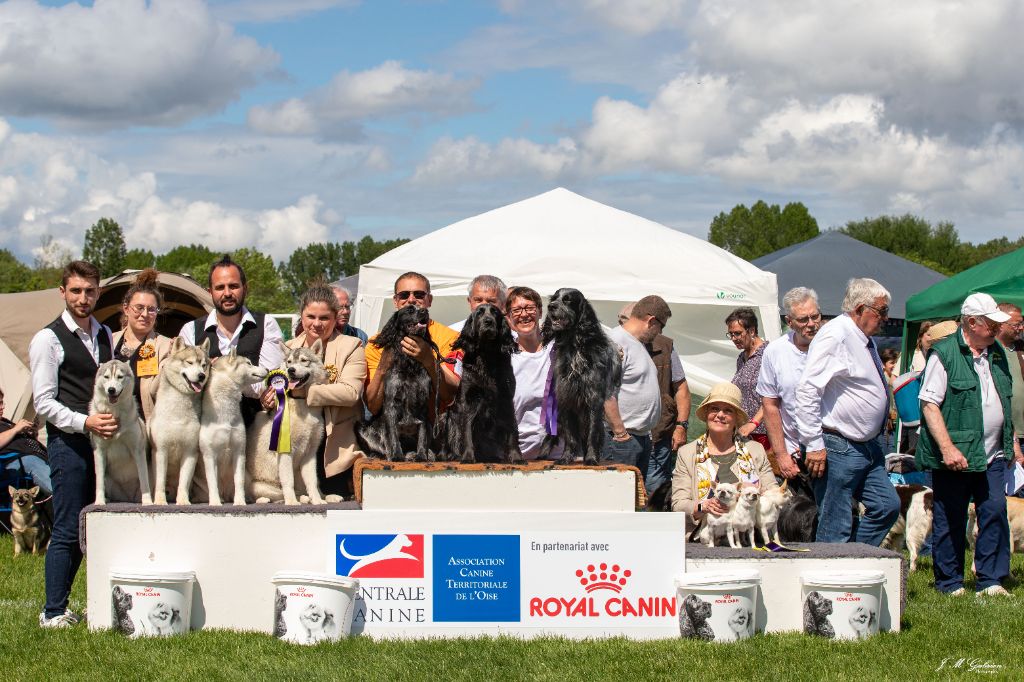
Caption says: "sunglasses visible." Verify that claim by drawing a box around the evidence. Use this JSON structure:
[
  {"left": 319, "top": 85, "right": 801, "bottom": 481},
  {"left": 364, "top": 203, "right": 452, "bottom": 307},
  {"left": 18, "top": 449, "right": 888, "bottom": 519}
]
[
  {"left": 395, "top": 290, "right": 428, "bottom": 301},
  {"left": 863, "top": 304, "right": 890, "bottom": 318}
]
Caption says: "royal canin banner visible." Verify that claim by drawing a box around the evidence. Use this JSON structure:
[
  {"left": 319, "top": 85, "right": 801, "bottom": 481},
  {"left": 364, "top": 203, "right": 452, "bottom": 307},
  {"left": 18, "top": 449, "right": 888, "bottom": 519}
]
[{"left": 326, "top": 511, "right": 686, "bottom": 639}]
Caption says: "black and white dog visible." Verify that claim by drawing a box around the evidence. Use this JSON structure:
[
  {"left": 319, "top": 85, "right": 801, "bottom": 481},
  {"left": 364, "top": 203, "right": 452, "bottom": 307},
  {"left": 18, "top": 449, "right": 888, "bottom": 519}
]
[{"left": 356, "top": 306, "right": 439, "bottom": 461}]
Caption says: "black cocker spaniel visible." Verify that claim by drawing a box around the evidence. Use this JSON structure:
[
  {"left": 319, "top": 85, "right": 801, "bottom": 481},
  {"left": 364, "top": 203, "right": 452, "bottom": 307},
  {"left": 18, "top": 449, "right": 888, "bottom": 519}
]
[
  {"left": 539, "top": 288, "right": 622, "bottom": 465},
  {"left": 439, "top": 304, "right": 522, "bottom": 463}
]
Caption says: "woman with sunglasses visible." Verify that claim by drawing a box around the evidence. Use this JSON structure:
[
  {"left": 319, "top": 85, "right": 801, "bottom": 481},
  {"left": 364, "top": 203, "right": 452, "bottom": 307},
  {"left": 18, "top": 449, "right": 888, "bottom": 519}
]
[
  {"left": 504, "top": 286, "right": 557, "bottom": 460},
  {"left": 670, "top": 382, "right": 778, "bottom": 532},
  {"left": 112, "top": 269, "right": 172, "bottom": 422},
  {"left": 725, "top": 307, "right": 768, "bottom": 450}
]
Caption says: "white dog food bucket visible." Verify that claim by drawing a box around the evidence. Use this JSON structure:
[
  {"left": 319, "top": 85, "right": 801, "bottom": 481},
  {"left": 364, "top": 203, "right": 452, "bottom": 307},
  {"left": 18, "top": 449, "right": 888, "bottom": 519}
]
[
  {"left": 801, "top": 570, "right": 885, "bottom": 640},
  {"left": 674, "top": 569, "right": 760, "bottom": 642},
  {"left": 271, "top": 571, "right": 359, "bottom": 645},
  {"left": 109, "top": 569, "right": 196, "bottom": 638}
]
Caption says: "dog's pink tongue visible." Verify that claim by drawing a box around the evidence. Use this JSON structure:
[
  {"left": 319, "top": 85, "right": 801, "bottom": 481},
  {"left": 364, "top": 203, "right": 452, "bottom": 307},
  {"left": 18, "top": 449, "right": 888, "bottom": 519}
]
[{"left": 189, "top": 381, "right": 203, "bottom": 393}]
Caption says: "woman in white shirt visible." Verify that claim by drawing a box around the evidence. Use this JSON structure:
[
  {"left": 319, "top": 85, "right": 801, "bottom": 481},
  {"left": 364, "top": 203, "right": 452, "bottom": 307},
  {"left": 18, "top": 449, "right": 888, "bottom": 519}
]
[{"left": 505, "top": 286, "right": 555, "bottom": 460}]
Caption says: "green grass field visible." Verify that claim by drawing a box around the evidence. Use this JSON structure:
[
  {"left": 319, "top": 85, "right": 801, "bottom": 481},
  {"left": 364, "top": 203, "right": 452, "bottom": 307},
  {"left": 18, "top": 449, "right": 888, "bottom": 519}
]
[{"left": 1, "top": 533, "right": 1020, "bottom": 681}]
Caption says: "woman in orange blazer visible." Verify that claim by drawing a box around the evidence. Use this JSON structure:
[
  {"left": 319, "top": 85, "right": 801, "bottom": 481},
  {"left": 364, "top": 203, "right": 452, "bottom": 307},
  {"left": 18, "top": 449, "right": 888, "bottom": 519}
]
[{"left": 287, "top": 281, "right": 367, "bottom": 493}]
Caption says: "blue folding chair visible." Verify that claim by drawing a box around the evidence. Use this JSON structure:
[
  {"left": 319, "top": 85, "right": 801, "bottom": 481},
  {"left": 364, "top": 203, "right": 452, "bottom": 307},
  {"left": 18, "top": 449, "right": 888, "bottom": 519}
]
[{"left": 0, "top": 452, "right": 36, "bottom": 534}]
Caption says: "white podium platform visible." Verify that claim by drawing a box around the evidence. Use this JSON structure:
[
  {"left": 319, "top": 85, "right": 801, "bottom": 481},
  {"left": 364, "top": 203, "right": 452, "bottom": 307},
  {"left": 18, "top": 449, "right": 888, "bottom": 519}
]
[{"left": 84, "top": 463, "right": 905, "bottom": 638}]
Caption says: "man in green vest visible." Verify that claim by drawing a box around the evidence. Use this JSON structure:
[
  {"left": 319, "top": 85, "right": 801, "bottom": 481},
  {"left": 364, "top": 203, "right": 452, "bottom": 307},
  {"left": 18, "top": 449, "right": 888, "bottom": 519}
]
[{"left": 918, "top": 293, "right": 1013, "bottom": 597}]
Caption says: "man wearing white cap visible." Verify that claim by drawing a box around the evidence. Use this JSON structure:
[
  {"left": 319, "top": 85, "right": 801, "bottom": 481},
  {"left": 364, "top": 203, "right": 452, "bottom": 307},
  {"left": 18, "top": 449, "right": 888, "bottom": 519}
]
[{"left": 917, "top": 292, "right": 1014, "bottom": 597}]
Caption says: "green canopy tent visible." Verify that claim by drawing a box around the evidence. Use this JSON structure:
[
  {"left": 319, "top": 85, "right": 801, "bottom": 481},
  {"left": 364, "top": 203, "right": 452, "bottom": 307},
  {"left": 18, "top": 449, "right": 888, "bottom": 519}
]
[{"left": 900, "top": 246, "right": 1024, "bottom": 371}]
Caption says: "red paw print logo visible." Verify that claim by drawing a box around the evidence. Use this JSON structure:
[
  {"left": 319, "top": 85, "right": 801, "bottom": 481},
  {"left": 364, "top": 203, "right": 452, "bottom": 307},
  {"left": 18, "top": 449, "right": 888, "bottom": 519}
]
[{"left": 576, "top": 563, "right": 631, "bottom": 593}]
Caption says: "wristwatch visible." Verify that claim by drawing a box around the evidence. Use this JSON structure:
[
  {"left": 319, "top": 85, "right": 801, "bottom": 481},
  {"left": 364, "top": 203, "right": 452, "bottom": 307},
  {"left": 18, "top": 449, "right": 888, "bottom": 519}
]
[{"left": 675, "top": 420, "right": 689, "bottom": 429}]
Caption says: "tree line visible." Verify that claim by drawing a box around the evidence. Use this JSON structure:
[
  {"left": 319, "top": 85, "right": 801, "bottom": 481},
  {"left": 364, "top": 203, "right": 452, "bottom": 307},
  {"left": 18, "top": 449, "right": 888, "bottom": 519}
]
[
  {"left": 708, "top": 200, "right": 1023, "bottom": 276},
  {"left": 0, "top": 218, "right": 408, "bottom": 313}
]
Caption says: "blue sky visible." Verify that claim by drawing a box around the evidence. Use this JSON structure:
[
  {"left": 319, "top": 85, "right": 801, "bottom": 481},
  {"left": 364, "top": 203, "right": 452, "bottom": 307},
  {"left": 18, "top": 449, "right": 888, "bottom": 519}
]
[{"left": 2, "top": 0, "right": 1022, "bottom": 264}]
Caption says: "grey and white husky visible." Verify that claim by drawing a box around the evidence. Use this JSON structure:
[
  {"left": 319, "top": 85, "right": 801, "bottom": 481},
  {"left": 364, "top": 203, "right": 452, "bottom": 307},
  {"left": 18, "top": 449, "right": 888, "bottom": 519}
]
[
  {"left": 90, "top": 359, "right": 151, "bottom": 504},
  {"left": 200, "top": 347, "right": 268, "bottom": 505},
  {"left": 246, "top": 340, "right": 328, "bottom": 505},
  {"left": 150, "top": 337, "right": 210, "bottom": 505}
]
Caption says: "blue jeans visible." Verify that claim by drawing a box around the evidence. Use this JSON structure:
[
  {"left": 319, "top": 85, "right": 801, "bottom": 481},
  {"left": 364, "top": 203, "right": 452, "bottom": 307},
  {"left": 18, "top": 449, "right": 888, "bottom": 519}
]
[
  {"left": 3, "top": 453, "right": 52, "bottom": 497},
  {"left": 931, "top": 461, "right": 1010, "bottom": 593},
  {"left": 601, "top": 433, "right": 653, "bottom": 474},
  {"left": 43, "top": 432, "right": 95, "bottom": 619},
  {"left": 813, "top": 433, "right": 900, "bottom": 545},
  {"left": 645, "top": 436, "right": 675, "bottom": 498}
]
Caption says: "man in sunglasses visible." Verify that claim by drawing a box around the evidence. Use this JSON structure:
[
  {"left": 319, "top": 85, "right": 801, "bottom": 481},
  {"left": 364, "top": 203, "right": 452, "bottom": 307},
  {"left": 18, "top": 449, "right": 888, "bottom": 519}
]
[
  {"left": 795, "top": 277, "right": 900, "bottom": 546},
  {"left": 917, "top": 293, "right": 1014, "bottom": 597},
  {"left": 363, "top": 272, "right": 460, "bottom": 416},
  {"left": 757, "top": 287, "right": 822, "bottom": 480}
]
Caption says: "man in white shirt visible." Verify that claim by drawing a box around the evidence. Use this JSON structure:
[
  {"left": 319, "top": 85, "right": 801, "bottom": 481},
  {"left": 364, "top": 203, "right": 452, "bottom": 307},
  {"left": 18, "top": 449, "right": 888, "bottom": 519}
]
[
  {"left": 178, "top": 255, "right": 284, "bottom": 422},
  {"left": 795, "top": 278, "right": 900, "bottom": 545},
  {"left": 757, "top": 287, "right": 822, "bottom": 479},
  {"left": 29, "top": 260, "right": 116, "bottom": 628},
  {"left": 603, "top": 296, "right": 663, "bottom": 474},
  {"left": 917, "top": 293, "right": 1014, "bottom": 596}
]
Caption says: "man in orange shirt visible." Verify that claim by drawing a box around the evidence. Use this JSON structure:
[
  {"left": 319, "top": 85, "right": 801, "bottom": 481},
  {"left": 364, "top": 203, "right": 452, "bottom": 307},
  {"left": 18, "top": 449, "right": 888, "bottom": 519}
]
[{"left": 363, "top": 272, "right": 460, "bottom": 416}]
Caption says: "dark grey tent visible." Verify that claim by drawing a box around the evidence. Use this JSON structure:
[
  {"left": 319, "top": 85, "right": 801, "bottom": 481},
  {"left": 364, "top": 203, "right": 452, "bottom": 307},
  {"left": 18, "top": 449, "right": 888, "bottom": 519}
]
[{"left": 752, "top": 231, "right": 946, "bottom": 319}]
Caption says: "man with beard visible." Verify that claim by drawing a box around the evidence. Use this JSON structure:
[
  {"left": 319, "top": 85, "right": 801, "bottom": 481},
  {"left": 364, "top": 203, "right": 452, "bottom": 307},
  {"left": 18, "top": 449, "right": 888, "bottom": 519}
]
[
  {"left": 757, "top": 287, "right": 822, "bottom": 479},
  {"left": 179, "top": 255, "right": 284, "bottom": 422},
  {"left": 30, "top": 260, "right": 115, "bottom": 627}
]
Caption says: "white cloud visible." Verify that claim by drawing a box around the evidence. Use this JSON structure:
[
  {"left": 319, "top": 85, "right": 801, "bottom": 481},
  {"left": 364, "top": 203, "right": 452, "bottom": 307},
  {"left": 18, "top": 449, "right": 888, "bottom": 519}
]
[
  {"left": 0, "top": 118, "right": 340, "bottom": 260},
  {"left": 212, "top": 0, "right": 360, "bottom": 23},
  {"left": 576, "top": 0, "right": 692, "bottom": 34},
  {"left": 412, "top": 136, "right": 578, "bottom": 184},
  {"left": 0, "top": 0, "right": 278, "bottom": 127},
  {"left": 248, "top": 61, "right": 478, "bottom": 137},
  {"left": 688, "top": 0, "right": 1024, "bottom": 136}
]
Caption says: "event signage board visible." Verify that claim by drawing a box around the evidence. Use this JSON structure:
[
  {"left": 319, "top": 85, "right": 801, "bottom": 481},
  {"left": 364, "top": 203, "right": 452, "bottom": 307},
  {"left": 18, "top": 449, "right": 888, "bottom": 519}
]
[{"left": 325, "top": 510, "right": 686, "bottom": 638}]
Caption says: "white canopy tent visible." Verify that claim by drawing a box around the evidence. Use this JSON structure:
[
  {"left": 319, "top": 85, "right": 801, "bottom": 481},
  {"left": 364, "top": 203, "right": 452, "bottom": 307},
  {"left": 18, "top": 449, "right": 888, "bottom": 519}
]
[{"left": 355, "top": 188, "right": 780, "bottom": 396}]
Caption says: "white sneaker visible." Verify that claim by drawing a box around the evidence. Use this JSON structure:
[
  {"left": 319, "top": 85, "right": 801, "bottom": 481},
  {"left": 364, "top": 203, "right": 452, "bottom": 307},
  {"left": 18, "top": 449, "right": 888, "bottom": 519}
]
[
  {"left": 39, "top": 611, "right": 77, "bottom": 628},
  {"left": 947, "top": 587, "right": 966, "bottom": 596},
  {"left": 976, "top": 585, "right": 1012, "bottom": 597},
  {"left": 63, "top": 609, "right": 82, "bottom": 624}
]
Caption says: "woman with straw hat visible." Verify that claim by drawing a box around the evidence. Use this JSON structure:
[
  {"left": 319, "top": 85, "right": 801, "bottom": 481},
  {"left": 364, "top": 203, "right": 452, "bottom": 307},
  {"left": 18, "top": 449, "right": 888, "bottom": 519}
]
[{"left": 671, "top": 382, "right": 779, "bottom": 531}]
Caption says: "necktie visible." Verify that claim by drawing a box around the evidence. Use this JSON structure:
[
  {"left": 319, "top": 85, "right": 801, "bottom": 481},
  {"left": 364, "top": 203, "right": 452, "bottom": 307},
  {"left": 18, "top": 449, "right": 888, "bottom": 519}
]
[{"left": 867, "top": 338, "right": 891, "bottom": 435}]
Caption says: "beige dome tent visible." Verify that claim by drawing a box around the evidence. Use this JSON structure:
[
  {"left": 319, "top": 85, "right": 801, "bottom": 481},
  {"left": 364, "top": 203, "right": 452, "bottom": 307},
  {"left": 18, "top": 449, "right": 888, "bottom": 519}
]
[{"left": 0, "top": 270, "right": 212, "bottom": 421}]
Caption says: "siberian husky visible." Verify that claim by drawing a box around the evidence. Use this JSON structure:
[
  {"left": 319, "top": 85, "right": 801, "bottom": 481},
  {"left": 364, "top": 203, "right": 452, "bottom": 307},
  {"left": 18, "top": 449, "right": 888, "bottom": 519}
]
[
  {"left": 90, "top": 360, "right": 151, "bottom": 504},
  {"left": 199, "top": 348, "right": 268, "bottom": 505},
  {"left": 150, "top": 337, "right": 210, "bottom": 505},
  {"left": 246, "top": 340, "right": 328, "bottom": 505}
]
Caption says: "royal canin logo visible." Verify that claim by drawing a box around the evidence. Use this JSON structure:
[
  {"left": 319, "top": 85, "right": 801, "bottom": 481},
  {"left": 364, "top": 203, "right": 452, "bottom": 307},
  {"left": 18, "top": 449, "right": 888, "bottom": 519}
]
[
  {"left": 577, "top": 563, "right": 631, "bottom": 593},
  {"left": 835, "top": 592, "right": 862, "bottom": 603},
  {"left": 530, "top": 562, "right": 674, "bottom": 618}
]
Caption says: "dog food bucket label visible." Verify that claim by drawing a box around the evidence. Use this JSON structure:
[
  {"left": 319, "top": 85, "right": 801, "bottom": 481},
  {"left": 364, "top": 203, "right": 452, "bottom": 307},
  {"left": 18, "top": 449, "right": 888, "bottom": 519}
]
[
  {"left": 109, "top": 569, "right": 196, "bottom": 638},
  {"left": 801, "top": 570, "right": 885, "bottom": 640},
  {"left": 674, "top": 570, "right": 760, "bottom": 642},
  {"left": 272, "top": 571, "right": 359, "bottom": 645}
]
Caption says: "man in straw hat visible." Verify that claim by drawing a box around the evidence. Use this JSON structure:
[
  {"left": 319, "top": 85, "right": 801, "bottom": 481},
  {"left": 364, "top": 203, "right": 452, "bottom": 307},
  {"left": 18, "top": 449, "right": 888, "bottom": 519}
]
[
  {"left": 918, "top": 293, "right": 1014, "bottom": 597},
  {"left": 795, "top": 278, "right": 900, "bottom": 546}
]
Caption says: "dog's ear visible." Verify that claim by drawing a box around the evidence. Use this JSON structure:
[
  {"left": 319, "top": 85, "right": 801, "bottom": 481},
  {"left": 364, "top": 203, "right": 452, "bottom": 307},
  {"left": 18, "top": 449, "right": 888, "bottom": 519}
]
[
  {"left": 171, "top": 336, "right": 186, "bottom": 353},
  {"left": 451, "top": 311, "right": 477, "bottom": 354},
  {"left": 7, "top": 485, "right": 15, "bottom": 497},
  {"left": 310, "top": 337, "right": 323, "bottom": 356},
  {"left": 277, "top": 339, "right": 289, "bottom": 356},
  {"left": 574, "top": 293, "right": 603, "bottom": 339},
  {"left": 29, "top": 486, "right": 39, "bottom": 498},
  {"left": 228, "top": 346, "right": 237, "bottom": 358},
  {"left": 170, "top": 607, "right": 181, "bottom": 626},
  {"left": 199, "top": 337, "right": 211, "bottom": 354},
  {"left": 373, "top": 309, "right": 403, "bottom": 349},
  {"left": 499, "top": 316, "right": 518, "bottom": 355}
]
